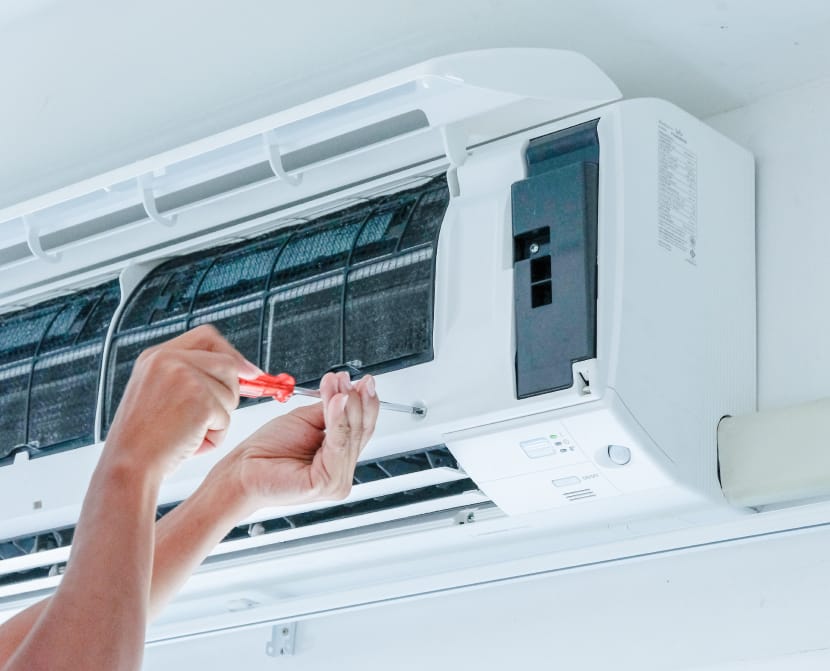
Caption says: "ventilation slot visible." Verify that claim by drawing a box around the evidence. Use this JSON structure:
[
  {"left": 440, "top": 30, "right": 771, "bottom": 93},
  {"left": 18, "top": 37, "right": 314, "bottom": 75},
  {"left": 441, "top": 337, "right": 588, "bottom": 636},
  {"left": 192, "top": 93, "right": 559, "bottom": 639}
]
[
  {"left": 222, "top": 479, "right": 478, "bottom": 545},
  {"left": 0, "top": 446, "right": 485, "bottom": 591},
  {"left": 0, "top": 281, "right": 120, "bottom": 465},
  {"left": 563, "top": 488, "right": 596, "bottom": 502},
  {"left": 103, "top": 176, "right": 449, "bottom": 434}
]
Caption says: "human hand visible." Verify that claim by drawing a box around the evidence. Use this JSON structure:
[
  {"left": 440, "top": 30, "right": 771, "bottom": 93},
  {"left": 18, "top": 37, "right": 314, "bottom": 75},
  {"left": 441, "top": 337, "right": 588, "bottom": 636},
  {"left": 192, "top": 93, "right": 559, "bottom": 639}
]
[
  {"left": 221, "top": 372, "right": 380, "bottom": 512},
  {"left": 105, "top": 325, "right": 262, "bottom": 478}
]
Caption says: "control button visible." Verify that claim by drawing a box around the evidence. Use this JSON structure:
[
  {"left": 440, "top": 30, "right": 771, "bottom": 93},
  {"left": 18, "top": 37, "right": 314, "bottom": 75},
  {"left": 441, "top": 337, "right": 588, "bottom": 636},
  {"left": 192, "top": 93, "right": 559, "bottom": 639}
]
[
  {"left": 520, "top": 437, "right": 554, "bottom": 459},
  {"left": 552, "top": 476, "right": 582, "bottom": 488},
  {"left": 607, "top": 444, "right": 631, "bottom": 466}
]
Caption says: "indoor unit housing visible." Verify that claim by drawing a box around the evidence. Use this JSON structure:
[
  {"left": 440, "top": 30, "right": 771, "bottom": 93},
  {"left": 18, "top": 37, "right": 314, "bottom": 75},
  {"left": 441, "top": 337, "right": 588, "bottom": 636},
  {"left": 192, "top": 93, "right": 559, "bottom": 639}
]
[{"left": 0, "top": 49, "right": 755, "bottom": 642}]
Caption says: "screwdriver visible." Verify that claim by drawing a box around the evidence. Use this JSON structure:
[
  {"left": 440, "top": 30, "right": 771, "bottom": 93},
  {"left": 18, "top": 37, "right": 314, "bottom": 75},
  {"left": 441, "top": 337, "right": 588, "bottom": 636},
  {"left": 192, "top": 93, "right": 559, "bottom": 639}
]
[{"left": 238, "top": 372, "right": 427, "bottom": 417}]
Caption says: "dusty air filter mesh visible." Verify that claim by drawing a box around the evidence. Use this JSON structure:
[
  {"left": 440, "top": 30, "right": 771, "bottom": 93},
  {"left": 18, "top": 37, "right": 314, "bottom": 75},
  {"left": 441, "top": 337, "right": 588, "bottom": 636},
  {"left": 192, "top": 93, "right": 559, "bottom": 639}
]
[
  {"left": 103, "top": 175, "right": 449, "bottom": 434},
  {"left": 0, "top": 281, "right": 120, "bottom": 464}
]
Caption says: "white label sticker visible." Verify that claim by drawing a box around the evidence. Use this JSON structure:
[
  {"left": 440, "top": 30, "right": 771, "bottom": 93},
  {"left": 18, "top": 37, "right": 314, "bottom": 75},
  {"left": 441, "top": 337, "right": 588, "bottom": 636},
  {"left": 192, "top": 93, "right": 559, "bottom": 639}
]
[{"left": 657, "top": 121, "right": 698, "bottom": 265}]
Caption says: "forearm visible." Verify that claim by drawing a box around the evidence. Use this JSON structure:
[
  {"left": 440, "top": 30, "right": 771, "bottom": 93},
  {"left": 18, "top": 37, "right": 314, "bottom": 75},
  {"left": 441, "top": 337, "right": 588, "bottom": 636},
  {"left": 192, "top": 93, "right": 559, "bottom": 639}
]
[
  {"left": 0, "top": 327, "right": 261, "bottom": 669},
  {"left": 2, "top": 454, "right": 160, "bottom": 671},
  {"left": 0, "top": 455, "right": 252, "bottom": 666},
  {"left": 0, "top": 603, "right": 46, "bottom": 666},
  {"left": 149, "top": 456, "right": 251, "bottom": 619}
]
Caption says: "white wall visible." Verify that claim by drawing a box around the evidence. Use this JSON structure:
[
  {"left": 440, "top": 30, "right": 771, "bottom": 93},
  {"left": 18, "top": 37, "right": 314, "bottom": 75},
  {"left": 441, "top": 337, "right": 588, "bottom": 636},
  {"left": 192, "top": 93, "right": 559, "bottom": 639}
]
[
  {"left": 144, "top": 525, "right": 830, "bottom": 671},
  {"left": 707, "top": 78, "right": 830, "bottom": 411},
  {"left": 4, "top": 0, "right": 830, "bottom": 211},
  {"left": 141, "top": 77, "right": 830, "bottom": 671}
]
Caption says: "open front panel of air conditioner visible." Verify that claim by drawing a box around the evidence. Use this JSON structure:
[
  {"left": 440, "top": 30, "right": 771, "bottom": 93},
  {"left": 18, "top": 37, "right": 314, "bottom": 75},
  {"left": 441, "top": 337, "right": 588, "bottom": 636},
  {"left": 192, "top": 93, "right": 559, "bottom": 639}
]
[
  {"left": 0, "top": 173, "right": 489, "bottom": 597},
  {"left": 102, "top": 175, "right": 450, "bottom": 436},
  {"left": 0, "top": 50, "right": 756, "bottom": 634}
]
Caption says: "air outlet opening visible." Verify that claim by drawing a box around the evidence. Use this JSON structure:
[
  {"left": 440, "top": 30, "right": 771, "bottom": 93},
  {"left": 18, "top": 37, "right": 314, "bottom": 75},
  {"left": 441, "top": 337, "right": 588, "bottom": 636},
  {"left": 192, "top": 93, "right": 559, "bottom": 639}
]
[
  {"left": 0, "top": 445, "right": 485, "bottom": 590},
  {"left": 563, "top": 488, "right": 596, "bottom": 502}
]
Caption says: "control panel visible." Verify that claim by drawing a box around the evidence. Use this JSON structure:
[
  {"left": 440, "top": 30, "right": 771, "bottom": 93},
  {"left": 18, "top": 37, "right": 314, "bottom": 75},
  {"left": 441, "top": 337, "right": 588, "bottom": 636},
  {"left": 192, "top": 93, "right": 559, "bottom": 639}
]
[{"left": 443, "top": 399, "right": 678, "bottom": 516}]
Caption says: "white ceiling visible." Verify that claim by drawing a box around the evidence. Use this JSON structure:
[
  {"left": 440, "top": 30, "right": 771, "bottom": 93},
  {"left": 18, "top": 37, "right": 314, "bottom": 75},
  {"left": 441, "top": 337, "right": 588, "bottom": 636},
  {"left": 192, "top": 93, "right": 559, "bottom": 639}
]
[{"left": 1, "top": 0, "right": 829, "bottom": 206}]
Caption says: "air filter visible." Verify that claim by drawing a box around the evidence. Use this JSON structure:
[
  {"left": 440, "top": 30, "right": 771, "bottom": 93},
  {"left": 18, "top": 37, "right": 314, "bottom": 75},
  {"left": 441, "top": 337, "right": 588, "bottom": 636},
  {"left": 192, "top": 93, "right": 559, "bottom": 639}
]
[
  {"left": 103, "top": 175, "right": 449, "bottom": 434},
  {"left": 0, "top": 281, "right": 120, "bottom": 464}
]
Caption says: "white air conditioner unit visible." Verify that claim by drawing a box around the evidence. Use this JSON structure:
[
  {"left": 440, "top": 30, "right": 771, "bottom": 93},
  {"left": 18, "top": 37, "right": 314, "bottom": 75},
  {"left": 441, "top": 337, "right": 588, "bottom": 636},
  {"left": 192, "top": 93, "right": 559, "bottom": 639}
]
[{"left": 0, "top": 49, "right": 757, "bottom": 643}]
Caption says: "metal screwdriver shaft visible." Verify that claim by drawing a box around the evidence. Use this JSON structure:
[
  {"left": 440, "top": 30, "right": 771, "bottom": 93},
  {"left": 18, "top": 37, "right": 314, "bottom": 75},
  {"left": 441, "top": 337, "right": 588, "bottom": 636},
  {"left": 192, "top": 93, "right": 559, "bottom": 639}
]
[
  {"left": 291, "top": 386, "right": 426, "bottom": 416},
  {"left": 238, "top": 373, "right": 426, "bottom": 417}
]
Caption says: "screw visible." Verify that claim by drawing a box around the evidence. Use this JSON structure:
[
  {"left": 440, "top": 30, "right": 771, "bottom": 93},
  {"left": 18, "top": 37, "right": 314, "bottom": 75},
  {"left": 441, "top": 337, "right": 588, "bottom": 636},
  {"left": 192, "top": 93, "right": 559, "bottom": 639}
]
[
  {"left": 282, "top": 627, "right": 289, "bottom": 635},
  {"left": 529, "top": 242, "right": 540, "bottom": 254}
]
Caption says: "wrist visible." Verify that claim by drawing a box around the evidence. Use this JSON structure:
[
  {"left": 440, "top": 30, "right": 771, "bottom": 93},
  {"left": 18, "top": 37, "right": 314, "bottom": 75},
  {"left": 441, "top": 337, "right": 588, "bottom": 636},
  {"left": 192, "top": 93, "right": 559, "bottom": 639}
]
[
  {"left": 102, "top": 428, "right": 170, "bottom": 484},
  {"left": 200, "top": 450, "right": 258, "bottom": 522},
  {"left": 97, "top": 441, "right": 165, "bottom": 493}
]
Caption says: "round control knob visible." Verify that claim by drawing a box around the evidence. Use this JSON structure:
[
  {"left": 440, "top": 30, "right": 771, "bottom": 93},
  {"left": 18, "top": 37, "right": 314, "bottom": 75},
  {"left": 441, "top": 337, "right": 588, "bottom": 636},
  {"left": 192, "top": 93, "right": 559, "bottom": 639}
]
[{"left": 607, "top": 444, "right": 631, "bottom": 466}]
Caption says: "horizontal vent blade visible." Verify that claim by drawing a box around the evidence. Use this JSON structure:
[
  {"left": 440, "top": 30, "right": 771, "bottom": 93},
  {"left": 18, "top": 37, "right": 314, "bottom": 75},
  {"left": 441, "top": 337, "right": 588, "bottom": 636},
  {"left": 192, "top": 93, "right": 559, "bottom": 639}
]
[
  {"left": 0, "top": 447, "right": 485, "bottom": 595},
  {"left": 213, "top": 480, "right": 485, "bottom": 559}
]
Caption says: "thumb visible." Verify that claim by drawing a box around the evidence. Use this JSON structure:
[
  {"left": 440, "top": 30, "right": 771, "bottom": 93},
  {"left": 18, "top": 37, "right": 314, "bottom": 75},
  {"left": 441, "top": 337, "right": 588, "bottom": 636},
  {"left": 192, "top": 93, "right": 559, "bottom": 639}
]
[{"left": 289, "top": 402, "right": 325, "bottom": 429}]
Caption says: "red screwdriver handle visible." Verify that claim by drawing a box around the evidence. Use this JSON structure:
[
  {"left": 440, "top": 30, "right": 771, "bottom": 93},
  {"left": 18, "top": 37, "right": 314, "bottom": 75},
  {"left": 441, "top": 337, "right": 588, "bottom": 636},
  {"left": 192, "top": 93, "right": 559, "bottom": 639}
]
[{"left": 238, "top": 372, "right": 296, "bottom": 402}]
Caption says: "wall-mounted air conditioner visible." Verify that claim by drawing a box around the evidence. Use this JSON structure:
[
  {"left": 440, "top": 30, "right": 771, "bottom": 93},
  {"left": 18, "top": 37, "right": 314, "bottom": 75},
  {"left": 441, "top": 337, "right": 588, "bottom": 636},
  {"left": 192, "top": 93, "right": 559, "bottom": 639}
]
[{"left": 0, "top": 49, "right": 755, "bottom": 640}]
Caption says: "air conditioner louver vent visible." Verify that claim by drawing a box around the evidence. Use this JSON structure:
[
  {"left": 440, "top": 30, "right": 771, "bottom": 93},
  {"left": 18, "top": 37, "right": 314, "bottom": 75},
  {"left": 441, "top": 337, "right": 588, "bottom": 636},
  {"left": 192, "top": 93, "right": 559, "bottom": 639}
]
[
  {"left": 239, "top": 478, "right": 477, "bottom": 536},
  {"left": 103, "top": 175, "right": 449, "bottom": 435},
  {"left": 0, "top": 281, "right": 120, "bottom": 464},
  {"left": 0, "top": 446, "right": 482, "bottom": 591},
  {"left": 0, "top": 528, "right": 74, "bottom": 561}
]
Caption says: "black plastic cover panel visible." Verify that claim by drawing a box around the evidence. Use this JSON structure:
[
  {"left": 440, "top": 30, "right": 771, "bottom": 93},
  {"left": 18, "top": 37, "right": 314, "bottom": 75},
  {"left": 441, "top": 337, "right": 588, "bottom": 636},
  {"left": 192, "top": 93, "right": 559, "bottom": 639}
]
[
  {"left": 0, "top": 281, "right": 121, "bottom": 464},
  {"left": 103, "top": 176, "right": 449, "bottom": 433},
  {"left": 511, "top": 120, "right": 599, "bottom": 398}
]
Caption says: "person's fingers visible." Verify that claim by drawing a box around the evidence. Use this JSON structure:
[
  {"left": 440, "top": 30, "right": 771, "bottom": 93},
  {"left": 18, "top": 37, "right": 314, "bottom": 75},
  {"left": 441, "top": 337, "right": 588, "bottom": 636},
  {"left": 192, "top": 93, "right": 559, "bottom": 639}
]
[
  {"left": 168, "top": 324, "right": 231, "bottom": 353},
  {"left": 320, "top": 372, "right": 340, "bottom": 399},
  {"left": 197, "top": 427, "right": 228, "bottom": 455},
  {"left": 313, "top": 389, "right": 355, "bottom": 497},
  {"left": 188, "top": 389, "right": 231, "bottom": 432},
  {"left": 320, "top": 371, "right": 352, "bottom": 430},
  {"left": 172, "top": 350, "right": 243, "bottom": 405},
  {"left": 132, "top": 347, "right": 240, "bottom": 412},
  {"left": 167, "top": 325, "right": 262, "bottom": 378},
  {"left": 289, "top": 402, "right": 325, "bottom": 429},
  {"left": 179, "top": 394, "right": 232, "bottom": 458},
  {"left": 336, "top": 371, "right": 352, "bottom": 395},
  {"left": 195, "top": 367, "right": 241, "bottom": 415},
  {"left": 319, "top": 372, "right": 339, "bottom": 427},
  {"left": 328, "top": 375, "right": 362, "bottom": 493},
  {"left": 341, "top": 389, "right": 365, "bottom": 489},
  {"left": 354, "top": 375, "right": 380, "bottom": 448},
  {"left": 344, "top": 388, "right": 364, "bottom": 458},
  {"left": 324, "top": 390, "right": 351, "bottom": 453}
]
